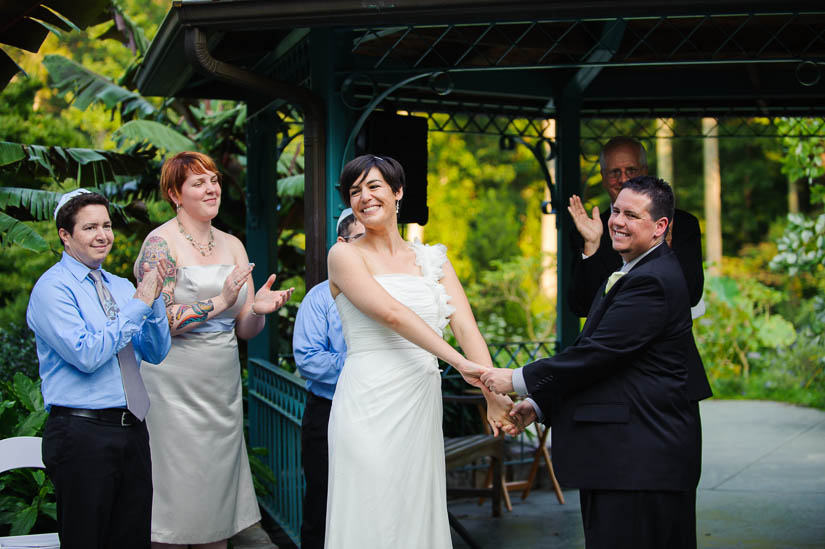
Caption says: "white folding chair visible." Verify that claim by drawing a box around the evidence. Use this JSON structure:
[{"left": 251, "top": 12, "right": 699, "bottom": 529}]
[{"left": 0, "top": 437, "right": 60, "bottom": 548}]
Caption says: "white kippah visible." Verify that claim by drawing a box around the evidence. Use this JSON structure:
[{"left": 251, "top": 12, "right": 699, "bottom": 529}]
[
  {"left": 336, "top": 208, "right": 354, "bottom": 232},
  {"left": 53, "top": 188, "right": 93, "bottom": 219}
]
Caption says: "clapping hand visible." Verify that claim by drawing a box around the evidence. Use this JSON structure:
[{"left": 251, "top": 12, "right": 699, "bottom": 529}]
[
  {"left": 222, "top": 263, "right": 255, "bottom": 307},
  {"left": 134, "top": 260, "right": 167, "bottom": 305},
  {"left": 568, "top": 195, "right": 603, "bottom": 257},
  {"left": 251, "top": 274, "right": 294, "bottom": 315}
]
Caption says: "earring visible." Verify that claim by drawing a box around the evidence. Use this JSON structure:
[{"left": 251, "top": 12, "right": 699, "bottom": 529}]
[
  {"left": 395, "top": 201, "right": 400, "bottom": 215},
  {"left": 176, "top": 203, "right": 182, "bottom": 212}
]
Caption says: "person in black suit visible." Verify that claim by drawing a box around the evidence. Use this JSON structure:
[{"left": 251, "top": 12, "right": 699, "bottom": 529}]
[
  {"left": 482, "top": 176, "right": 704, "bottom": 549},
  {"left": 569, "top": 136, "right": 704, "bottom": 317}
]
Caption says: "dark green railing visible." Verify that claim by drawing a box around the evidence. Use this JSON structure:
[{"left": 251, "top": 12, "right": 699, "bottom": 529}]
[
  {"left": 248, "top": 356, "right": 306, "bottom": 545},
  {"left": 248, "top": 341, "right": 555, "bottom": 546}
]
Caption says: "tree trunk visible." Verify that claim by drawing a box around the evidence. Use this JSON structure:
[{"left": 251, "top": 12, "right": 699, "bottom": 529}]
[
  {"left": 703, "top": 118, "right": 722, "bottom": 275},
  {"left": 405, "top": 223, "right": 424, "bottom": 243},
  {"left": 788, "top": 179, "right": 799, "bottom": 213},
  {"left": 656, "top": 118, "right": 674, "bottom": 185},
  {"left": 541, "top": 120, "right": 557, "bottom": 299}
]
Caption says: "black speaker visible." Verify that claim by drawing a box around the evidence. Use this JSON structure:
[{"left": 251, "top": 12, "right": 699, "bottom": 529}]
[{"left": 355, "top": 111, "right": 429, "bottom": 225}]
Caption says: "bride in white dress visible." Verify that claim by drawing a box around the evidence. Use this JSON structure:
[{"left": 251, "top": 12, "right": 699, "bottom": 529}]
[{"left": 325, "top": 155, "right": 516, "bottom": 548}]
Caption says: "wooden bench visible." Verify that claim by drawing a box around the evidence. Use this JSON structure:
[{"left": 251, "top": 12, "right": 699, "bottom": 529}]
[
  {"left": 443, "top": 394, "right": 505, "bottom": 549},
  {"left": 444, "top": 433, "right": 503, "bottom": 518}
]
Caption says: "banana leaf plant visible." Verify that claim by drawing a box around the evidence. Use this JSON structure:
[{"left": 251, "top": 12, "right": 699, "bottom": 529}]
[{"left": 0, "top": 140, "right": 156, "bottom": 251}]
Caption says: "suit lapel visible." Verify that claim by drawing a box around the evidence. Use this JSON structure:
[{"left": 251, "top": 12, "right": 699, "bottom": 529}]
[
  {"left": 626, "top": 242, "right": 668, "bottom": 273},
  {"left": 580, "top": 243, "right": 669, "bottom": 338}
]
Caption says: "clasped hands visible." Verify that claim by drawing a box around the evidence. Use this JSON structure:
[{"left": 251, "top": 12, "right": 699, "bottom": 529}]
[{"left": 458, "top": 360, "right": 536, "bottom": 437}]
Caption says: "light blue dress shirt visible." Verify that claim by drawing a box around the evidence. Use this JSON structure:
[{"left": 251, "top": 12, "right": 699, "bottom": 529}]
[
  {"left": 27, "top": 252, "right": 171, "bottom": 411},
  {"left": 292, "top": 280, "right": 346, "bottom": 400}
]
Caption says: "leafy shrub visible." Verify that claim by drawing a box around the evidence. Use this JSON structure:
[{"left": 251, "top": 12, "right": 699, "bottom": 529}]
[
  {"left": 0, "top": 324, "right": 39, "bottom": 382},
  {"left": 694, "top": 275, "right": 796, "bottom": 384},
  {"left": 466, "top": 255, "right": 556, "bottom": 342},
  {"left": 770, "top": 212, "right": 825, "bottom": 277},
  {"left": 695, "top": 272, "right": 825, "bottom": 409},
  {"left": 0, "top": 373, "right": 56, "bottom": 536}
]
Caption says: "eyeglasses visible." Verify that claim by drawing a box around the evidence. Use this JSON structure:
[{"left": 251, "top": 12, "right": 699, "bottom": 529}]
[
  {"left": 342, "top": 232, "right": 365, "bottom": 242},
  {"left": 605, "top": 167, "right": 640, "bottom": 181}
]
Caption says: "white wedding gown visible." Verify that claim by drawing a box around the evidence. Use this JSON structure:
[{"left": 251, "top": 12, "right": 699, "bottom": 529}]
[{"left": 325, "top": 241, "right": 455, "bottom": 548}]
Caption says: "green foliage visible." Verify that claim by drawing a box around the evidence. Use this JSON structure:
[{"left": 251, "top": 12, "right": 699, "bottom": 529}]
[
  {"left": 113, "top": 120, "right": 197, "bottom": 155},
  {"left": 695, "top": 263, "right": 825, "bottom": 409},
  {"left": 466, "top": 256, "right": 555, "bottom": 342},
  {"left": 769, "top": 118, "right": 825, "bottom": 294},
  {"left": 0, "top": 211, "right": 49, "bottom": 252},
  {"left": 769, "top": 212, "right": 825, "bottom": 276},
  {"left": 778, "top": 118, "right": 825, "bottom": 189},
  {"left": 695, "top": 275, "right": 796, "bottom": 383},
  {"left": 0, "top": 0, "right": 110, "bottom": 92},
  {"left": 0, "top": 324, "right": 39, "bottom": 382},
  {"left": 0, "top": 373, "right": 56, "bottom": 536},
  {"left": 43, "top": 54, "right": 155, "bottom": 117}
]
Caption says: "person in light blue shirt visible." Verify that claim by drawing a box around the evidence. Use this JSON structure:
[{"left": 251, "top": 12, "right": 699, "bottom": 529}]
[
  {"left": 294, "top": 208, "right": 364, "bottom": 549},
  {"left": 26, "top": 189, "right": 170, "bottom": 549}
]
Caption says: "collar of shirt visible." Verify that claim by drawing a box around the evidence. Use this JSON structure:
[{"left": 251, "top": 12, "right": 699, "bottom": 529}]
[
  {"left": 621, "top": 240, "right": 664, "bottom": 273},
  {"left": 61, "top": 251, "right": 112, "bottom": 285}
]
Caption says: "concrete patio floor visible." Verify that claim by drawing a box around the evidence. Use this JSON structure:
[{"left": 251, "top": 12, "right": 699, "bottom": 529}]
[{"left": 449, "top": 399, "right": 825, "bottom": 548}]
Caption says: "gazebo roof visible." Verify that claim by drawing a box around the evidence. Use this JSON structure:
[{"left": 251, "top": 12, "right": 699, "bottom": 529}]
[{"left": 137, "top": 0, "right": 825, "bottom": 120}]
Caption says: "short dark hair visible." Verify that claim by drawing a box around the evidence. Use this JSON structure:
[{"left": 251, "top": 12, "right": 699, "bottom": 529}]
[
  {"left": 621, "top": 175, "right": 674, "bottom": 226},
  {"left": 55, "top": 192, "right": 110, "bottom": 240},
  {"left": 338, "top": 154, "right": 406, "bottom": 207},
  {"left": 337, "top": 212, "right": 358, "bottom": 238}
]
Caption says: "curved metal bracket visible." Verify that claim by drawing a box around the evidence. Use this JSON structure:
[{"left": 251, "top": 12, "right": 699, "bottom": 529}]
[
  {"left": 340, "top": 72, "right": 377, "bottom": 110},
  {"left": 500, "top": 135, "right": 558, "bottom": 214},
  {"left": 340, "top": 71, "right": 444, "bottom": 172},
  {"left": 796, "top": 60, "right": 822, "bottom": 88}
]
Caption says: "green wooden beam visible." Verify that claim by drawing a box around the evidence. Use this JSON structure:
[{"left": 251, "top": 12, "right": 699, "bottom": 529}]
[
  {"left": 246, "top": 107, "right": 280, "bottom": 360},
  {"left": 310, "top": 29, "right": 356, "bottom": 252},
  {"left": 555, "top": 86, "right": 583, "bottom": 350}
]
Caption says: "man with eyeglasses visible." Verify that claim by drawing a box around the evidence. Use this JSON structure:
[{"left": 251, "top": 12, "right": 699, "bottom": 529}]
[
  {"left": 293, "top": 208, "right": 364, "bottom": 549},
  {"left": 568, "top": 136, "right": 705, "bottom": 320}
]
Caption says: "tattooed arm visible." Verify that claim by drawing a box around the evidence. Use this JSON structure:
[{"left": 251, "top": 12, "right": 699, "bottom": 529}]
[{"left": 134, "top": 235, "right": 247, "bottom": 336}]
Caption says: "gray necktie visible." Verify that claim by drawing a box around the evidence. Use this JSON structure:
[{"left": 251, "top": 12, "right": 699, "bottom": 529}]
[{"left": 89, "top": 270, "right": 150, "bottom": 421}]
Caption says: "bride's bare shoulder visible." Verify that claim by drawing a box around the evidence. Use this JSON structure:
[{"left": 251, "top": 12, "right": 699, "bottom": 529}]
[{"left": 329, "top": 241, "right": 369, "bottom": 273}]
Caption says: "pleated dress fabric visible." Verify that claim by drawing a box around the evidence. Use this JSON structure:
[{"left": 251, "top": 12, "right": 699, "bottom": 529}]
[
  {"left": 142, "top": 265, "right": 260, "bottom": 544},
  {"left": 325, "top": 241, "right": 456, "bottom": 549}
]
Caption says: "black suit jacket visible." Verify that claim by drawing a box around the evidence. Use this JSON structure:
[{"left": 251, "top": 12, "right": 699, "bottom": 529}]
[
  {"left": 525, "top": 245, "right": 702, "bottom": 492},
  {"left": 568, "top": 208, "right": 711, "bottom": 401},
  {"left": 569, "top": 208, "right": 704, "bottom": 317}
]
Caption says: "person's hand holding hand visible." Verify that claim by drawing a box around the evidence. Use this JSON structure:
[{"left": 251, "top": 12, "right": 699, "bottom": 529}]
[
  {"left": 485, "top": 392, "right": 519, "bottom": 437},
  {"left": 456, "top": 358, "right": 488, "bottom": 390},
  {"left": 568, "top": 195, "right": 603, "bottom": 257},
  {"left": 480, "top": 367, "right": 514, "bottom": 395},
  {"left": 501, "top": 400, "right": 537, "bottom": 436},
  {"left": 251, "top": 274, "right": 294, "bottom": 317}
]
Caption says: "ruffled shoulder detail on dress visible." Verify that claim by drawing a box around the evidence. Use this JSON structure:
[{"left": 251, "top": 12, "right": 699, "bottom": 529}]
[{"left": 410, "top": 239, "right": 456, "bottom": 333}]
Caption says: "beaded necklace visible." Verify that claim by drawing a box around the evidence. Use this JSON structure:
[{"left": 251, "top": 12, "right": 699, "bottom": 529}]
[{"left": 176, "top": 218, "right": 215, "bottom": 256}]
